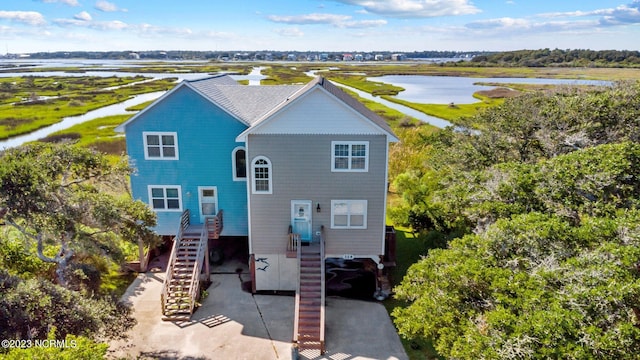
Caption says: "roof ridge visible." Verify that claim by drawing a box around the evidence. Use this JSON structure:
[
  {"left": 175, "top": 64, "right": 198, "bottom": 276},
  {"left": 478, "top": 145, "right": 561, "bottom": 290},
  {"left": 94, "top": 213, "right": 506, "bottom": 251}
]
[{"left": 185, "top": 73, "right": 236, "bottom": 84}]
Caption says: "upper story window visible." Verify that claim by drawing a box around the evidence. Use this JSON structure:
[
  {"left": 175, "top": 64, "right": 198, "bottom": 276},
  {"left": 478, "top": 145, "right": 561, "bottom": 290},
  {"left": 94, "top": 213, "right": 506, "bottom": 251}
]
[
  {"left": 148, "top": 185, "right": 182, "bottom": 212},
  {"left": 331, "top": 200, "right": 367, "bottom": 229},
  {"left": 143, "top": 132, "right": 178, "bottom": 160},
  {"left": 232, "top": 147, "right": 247, "bottom": 181},
  {"left": 331, "top": 141, "right": 369, "bottom": 172},
  {"left": 251, "top": 156, "right": 272, "bottom": 194}
]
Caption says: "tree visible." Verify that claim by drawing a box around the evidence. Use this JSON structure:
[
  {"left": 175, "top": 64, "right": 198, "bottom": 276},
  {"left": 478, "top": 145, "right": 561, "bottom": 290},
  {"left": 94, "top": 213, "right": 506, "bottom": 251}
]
[
  {"left": 0, "top": 270, "right": 134, "bottom": 342},
  {"left": 0, "top": 143, "right": 157, "bottom": 287},
  {"left": 389, "top": 81, "right": 640, "bottom": 358},
  {"left": 393, "top": 212, "right": 640, "bottom": 359}
]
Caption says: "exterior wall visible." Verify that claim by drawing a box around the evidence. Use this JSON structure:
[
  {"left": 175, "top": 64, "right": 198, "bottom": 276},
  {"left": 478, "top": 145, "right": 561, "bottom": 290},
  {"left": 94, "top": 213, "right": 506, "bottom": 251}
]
[
  {"left": 247, "top": 134, "right": 388, "bottom": 260},
  {"left": 253, "top": 254, "right": 298, "bottom": 291},
  {"left": 124, "top": 86, "right": 249, "bottom": 236},
  {"left": 252, "top": 89, "right": 383, "bottom": 136}
]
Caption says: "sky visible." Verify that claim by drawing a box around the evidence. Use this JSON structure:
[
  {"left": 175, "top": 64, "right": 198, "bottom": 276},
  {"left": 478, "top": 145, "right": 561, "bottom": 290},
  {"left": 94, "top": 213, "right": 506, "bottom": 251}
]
[{"left": 1, "top": 0, "right": 639, "bottom": 53}]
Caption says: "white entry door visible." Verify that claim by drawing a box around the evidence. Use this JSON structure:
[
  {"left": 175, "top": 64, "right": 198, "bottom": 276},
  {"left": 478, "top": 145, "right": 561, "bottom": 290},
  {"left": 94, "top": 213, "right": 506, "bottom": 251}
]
[
  {"left": 198, "top": 186, "right": 218, "bottom": 222},
  {"left": 291, "top": 200, "right": 312, "bottom": 241}
]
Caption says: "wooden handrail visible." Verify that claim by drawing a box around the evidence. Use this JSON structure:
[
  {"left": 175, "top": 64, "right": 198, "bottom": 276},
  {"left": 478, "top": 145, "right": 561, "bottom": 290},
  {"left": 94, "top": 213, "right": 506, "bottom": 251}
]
[
  {"left": 187, "top": 226, "right": 207, "bottom": 314},
  {"left": 292, "top": 225, "right": 302, "bottom": 343},
  {"left": 161, "top": 209, "right": 190, "bottom": 315},
  {"left": 319, "top": 225, "right": 326, "bottom": 353}
]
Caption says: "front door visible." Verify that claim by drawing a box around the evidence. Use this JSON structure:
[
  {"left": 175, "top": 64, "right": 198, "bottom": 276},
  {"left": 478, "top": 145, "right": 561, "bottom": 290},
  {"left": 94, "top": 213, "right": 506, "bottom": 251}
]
[
  {"left": 198, "top": 186, "right": 218, "bottom": 222},
  {"left": 291, "top": 200, "right": 312, "bottom": 242}
]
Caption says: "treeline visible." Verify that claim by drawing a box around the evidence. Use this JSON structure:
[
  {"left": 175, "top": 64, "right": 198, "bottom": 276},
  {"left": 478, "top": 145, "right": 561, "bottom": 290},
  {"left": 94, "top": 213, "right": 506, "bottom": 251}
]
[
  {"left": 389, "top": 81, "right": 640, "bottom": 358},
  {"left": 471, "top": 48, "right": 640, "bottom": 67}
]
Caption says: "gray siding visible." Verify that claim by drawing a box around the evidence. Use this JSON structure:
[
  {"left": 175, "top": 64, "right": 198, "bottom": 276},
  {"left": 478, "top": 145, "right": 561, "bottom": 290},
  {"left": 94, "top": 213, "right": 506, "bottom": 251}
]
[{"left": 248, "top": 134, "right": 387, "bottom": 257}]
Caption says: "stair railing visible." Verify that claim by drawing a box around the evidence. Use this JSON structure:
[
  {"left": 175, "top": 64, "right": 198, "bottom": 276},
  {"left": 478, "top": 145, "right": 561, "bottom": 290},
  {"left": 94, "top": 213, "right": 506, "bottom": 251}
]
[
  {"left": 161, "top": 209, "right": 190, "bottom": 315},
  {"left": 292, "top": 225, "right": 303, "bottom": 344},
  {"left": 187, "top": 225, "right": 207, "bottom": 315},
  {"left": 319, "top": 225, "right": 326, "bottom": 353}
]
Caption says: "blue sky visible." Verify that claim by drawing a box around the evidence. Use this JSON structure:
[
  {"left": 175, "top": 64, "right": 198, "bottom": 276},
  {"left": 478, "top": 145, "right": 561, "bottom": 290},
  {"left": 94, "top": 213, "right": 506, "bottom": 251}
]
[{"left": 1, "top": 0, "right": 639, "bottom": 53}]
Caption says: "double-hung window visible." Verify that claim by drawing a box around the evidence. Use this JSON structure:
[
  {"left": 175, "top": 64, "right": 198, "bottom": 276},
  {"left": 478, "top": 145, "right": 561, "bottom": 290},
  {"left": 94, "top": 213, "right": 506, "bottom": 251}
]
[
  {"left": 251, "top": 156, "right": 272, "bottom": 194},
  {"left": 148, "top": 185, "right": 182, "bottom": 211},
  {"left": 331, "top": 141, "right": 368, "bottom": 172},
  {"left": 331, "top": 200, "right": 367, "bottom": 229},
  {"left": 144, "top": 132, "right": 178, "bottom": 160}
]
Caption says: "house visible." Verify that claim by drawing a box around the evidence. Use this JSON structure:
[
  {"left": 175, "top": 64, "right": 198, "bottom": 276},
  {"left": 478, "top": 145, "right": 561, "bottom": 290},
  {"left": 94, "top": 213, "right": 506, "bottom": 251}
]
[{"left": 116, "top": 74, "right": 398, "bottom": 352}]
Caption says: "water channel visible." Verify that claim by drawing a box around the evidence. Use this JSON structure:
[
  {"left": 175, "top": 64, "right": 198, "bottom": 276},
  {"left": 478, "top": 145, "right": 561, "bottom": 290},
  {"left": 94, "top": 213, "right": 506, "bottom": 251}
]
[
  {"left": 1, "top": 61, "right": 607, "bottom": 149},
  {"left": 0, "top": 64, "right": 267, "bottom": 149}
]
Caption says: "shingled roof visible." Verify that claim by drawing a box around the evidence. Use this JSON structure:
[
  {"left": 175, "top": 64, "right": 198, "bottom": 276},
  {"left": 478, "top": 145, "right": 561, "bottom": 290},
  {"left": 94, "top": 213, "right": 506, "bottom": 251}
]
[
  {"left": 117, "top": 74, "right": 397, "bottom": 141},
  {"left": 187, "top": 77, "right": 303, "bottom": 125}
]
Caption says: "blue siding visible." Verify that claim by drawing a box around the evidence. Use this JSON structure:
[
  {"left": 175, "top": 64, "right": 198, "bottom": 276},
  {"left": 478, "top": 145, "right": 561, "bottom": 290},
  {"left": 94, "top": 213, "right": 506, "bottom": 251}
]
[{"left": 124, "top": 86, "right": 249, "bottom": 235}]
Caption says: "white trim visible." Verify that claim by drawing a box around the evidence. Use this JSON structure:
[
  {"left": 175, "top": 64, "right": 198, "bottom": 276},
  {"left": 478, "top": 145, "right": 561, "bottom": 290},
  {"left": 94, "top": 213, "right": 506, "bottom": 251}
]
[
  {"left": 251, "top": 156, "right": 272, "bottom": 194},
  {"left": 231, "top": 146, "right": 247, "bottom": 181},
  {"left": 197, "top": 186, "right": 218, "bottom": 223},
  {"left": 148, "top": 185, "right": 183, "bottom": 212},
  {"left": 143, "top": 132, "right": 179, "bottom": 160},
  {"left": 331, "top": 141, "right": 369, "bottom": 172},
  {"left": 330, "top": 200, "right": 367, "bottom": 229},
  {"left": 382, "top": 141, "right": 390, "bottom": 255},
  {"left": 245, "top": 142, "right": 253, "bottom": 254}
]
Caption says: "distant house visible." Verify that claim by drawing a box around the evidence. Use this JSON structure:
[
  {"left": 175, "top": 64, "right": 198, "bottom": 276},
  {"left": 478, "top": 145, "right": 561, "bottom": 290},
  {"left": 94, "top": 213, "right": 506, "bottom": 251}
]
[{"left": 116, "top": 74, "right": 398, "bottom": 352}]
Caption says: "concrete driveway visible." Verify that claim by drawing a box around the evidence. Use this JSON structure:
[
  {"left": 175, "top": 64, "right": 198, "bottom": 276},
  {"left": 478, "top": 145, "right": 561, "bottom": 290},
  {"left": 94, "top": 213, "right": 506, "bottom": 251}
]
[{"left": 108, "top": 261, "right": 408, "bottom": 360}]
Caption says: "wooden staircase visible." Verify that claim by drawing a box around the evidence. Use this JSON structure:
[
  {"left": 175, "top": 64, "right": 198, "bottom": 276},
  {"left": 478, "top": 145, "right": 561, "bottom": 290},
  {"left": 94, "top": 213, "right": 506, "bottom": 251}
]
[
  {"left": 293, "top": 226, "right": 325, "bottom": 354},
  {"left": 161, "top": 209, "right": 222, "bottom": 321}
]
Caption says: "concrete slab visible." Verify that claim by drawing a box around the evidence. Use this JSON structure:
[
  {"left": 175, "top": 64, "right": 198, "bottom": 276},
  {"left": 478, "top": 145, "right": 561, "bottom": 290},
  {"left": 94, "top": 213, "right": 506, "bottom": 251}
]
[{"left": 108, "top": 266, "right": 408, "bottom": 360}]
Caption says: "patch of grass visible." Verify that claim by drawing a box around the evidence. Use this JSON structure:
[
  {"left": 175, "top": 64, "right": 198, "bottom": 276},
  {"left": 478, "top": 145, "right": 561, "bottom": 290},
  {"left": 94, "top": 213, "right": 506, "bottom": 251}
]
[
  {"left": 39, "top": 114, "right": 131, "bottom": 154},
  {"left": 100, "top": 264, "right": 137, "bottom": 298},
  {"left": 125, "top": 100, "right": 154, "bottom": 111},
  {"left": 328, "top": 74, "right": 405, "bottom": 96},
  {"left": 338, "top": 87, "right": 427, "bottom": 129},
  {"left": 382, "top": 92, "right": 505, "bottom": 122},
  {"left": 0, "top": 76, "right": 175, "bottom": 140},
  {"left": 260, "top": 65, "right": 313, "bottom": 84}
]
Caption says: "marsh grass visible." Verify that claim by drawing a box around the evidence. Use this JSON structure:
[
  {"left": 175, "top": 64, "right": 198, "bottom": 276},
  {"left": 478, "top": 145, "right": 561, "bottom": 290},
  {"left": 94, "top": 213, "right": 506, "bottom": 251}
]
[
  {"left": 382, "top": 93, "right": 505, "bottom": 122},
  {"left": 39, "top": 114, "right": 130, "bottom": 154},
  {"left": 327, "top": 74, "right": 405, "bottom": 96},
  {"left": 0, "top": 76, "right": 175, "bottom": 140},
  {"left": 260, "top": 65, "right": 313, "bottom": 84}
]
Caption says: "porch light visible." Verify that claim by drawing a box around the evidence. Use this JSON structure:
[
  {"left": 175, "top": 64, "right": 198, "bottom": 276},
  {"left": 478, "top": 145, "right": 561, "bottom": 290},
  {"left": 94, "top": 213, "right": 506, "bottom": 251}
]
[{"left": 316, "top": 203, "right": 321, "bottom": 213}]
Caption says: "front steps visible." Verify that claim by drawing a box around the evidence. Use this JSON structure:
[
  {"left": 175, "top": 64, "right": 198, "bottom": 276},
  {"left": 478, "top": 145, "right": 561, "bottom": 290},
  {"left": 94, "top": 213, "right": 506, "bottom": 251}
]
[
  {"left": 161, "top": 236, "right": 203, "bottom": 321},
  {"left": 294, "top": 244, "right": 325, "bottom": 353}
]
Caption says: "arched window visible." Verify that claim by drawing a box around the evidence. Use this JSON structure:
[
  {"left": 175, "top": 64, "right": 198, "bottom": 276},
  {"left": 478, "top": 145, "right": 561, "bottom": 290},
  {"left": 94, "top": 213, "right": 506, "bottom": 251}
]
[
  {"left": 232, "top": 147, "right": 246, "bottom": 181},
  {"left": 251, "top": 156, "right": 272, "bottom": 194}
]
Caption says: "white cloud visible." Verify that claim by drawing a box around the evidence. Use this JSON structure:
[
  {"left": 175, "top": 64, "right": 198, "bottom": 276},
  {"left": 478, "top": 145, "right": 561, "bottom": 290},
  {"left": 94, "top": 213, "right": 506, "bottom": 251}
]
[
  {"left": 267, "top": 13, "right": 351, "bottom": 25},
  {"left": 327, "top": 0, "right": 481, "bottom": 18},
  {"left": 74, "top": 11, "right": 92, "bottom": 22},
  {"left": 0, "top": 11, "right": 46, "bottom": 26},
  {"left": 95, "top": 0, "right": 127, "bottom": 12},
  {"left": 267, "top": 12, "right": 386, "bottom": 29},
  {"left": 274, "top": 27, "right": 304, "bottom": 37},
  {"left": 537, "top": 1, "right": 640, "bottom": 26},
  {"left": 94, "top": 20, "right": 128, "bottom": 30},
  {"left": 41, "top": 0, "right": 80, "bottom": 6},
  {"left": 340, "top": 19, "right": 387, "bottom": 28}
]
